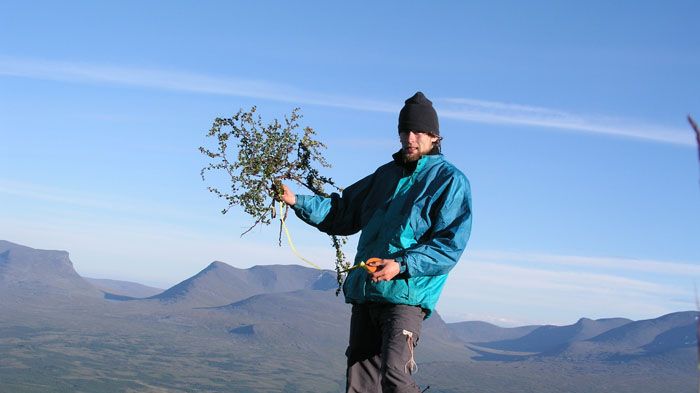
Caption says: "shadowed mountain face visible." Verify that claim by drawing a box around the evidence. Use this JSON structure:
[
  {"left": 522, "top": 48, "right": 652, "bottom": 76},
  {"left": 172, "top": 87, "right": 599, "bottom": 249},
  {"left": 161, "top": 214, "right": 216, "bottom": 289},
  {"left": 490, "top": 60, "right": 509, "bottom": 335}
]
[
  {"left": 85, "top": 278, "right": 164, "bottom": 298},
  {"left": 146, "top": 261, "right": 337, "bottom": 307},
  {"left": 447, "top": 320, "right": 540, "bottom": 343},
  {"left": 589, "top": 311, "right": 695, "bottom": 348},
  {"left": 554, "top": 311, "right": 699, "bottom": 360},
  {"left": 642, "top": 321, "right": 697, "bottom": 354},
  {"left": 479, "top": 317, "right": 632, "bottom": 353},
  {"left": 0, "top": 240, "right": 101, "bottom": 298}
]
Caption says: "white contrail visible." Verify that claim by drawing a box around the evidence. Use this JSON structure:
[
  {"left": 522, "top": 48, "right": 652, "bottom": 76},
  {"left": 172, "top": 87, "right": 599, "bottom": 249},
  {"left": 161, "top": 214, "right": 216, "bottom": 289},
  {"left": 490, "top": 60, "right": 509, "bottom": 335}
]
[
  {"left": 439, "top": 98, "right": 691, "bottom": 146},
  {"left": 0, "top": 56, "right": 692, "bottom": 146}
]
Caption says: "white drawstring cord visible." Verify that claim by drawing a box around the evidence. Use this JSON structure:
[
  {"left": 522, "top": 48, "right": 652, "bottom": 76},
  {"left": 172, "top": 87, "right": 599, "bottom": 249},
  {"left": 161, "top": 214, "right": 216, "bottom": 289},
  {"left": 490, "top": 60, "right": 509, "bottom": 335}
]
[{"left": 402, "top": 329, "right": 418, "bottom": 374}]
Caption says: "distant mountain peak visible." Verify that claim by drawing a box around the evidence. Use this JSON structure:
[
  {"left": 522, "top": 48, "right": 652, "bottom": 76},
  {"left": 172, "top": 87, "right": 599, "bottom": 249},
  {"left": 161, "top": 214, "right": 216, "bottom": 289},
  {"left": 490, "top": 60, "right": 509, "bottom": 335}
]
[
  {"left": 205, "top": 260, "right": 230, "bottom": 270},
  {"left": 475, "top": 314, "right": 633, "bottom": 354},
  {"left": 0, "top": 240, "right": 101, "bottom": 298},
  {"left": 147, "top": 262, "right": 336, "bottom": 307}
]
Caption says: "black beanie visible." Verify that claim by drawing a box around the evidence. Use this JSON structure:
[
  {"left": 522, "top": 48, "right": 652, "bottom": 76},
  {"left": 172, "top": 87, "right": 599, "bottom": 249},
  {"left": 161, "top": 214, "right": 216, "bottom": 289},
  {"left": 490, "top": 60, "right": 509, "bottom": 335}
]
[{"left": 398, "top": 91, "right": 439, "bottom": 135}]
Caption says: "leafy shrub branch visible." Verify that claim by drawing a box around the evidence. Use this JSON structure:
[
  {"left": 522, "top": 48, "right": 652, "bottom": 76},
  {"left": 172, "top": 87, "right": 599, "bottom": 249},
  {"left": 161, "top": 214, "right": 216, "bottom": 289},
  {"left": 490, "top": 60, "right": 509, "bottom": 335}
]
[{"left": 199, "top": 107, "right": 350, "bottom": 293}]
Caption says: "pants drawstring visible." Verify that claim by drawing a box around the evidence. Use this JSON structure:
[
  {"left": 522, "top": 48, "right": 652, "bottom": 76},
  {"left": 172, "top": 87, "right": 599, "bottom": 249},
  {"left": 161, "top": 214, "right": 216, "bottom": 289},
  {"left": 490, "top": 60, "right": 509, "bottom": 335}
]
[{"left": 402, "top": 329, "right": 418, "bottom": 374}]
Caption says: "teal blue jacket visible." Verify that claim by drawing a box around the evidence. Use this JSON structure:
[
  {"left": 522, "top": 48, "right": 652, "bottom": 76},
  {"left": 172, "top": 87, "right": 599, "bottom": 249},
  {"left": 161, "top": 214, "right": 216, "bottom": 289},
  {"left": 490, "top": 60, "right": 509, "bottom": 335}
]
[{"left": 292, "top": 152, "right": 472, "bottom": 317}]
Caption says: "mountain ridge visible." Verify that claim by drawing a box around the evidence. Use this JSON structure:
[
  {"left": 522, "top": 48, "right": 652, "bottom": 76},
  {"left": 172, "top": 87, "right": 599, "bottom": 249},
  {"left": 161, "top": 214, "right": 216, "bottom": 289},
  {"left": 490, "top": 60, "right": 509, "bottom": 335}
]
[
  {"left": 478, "top": 316, "right": 633, "bottom": 354},
  {"left": 0, "top": 239, "right": 696, "bottom": 392},
  {"left": 0, "top": 240, "right": 102, "bottom": 298},
  {"left": 146, "top": 260, "right": 337, "bottom": 307}
]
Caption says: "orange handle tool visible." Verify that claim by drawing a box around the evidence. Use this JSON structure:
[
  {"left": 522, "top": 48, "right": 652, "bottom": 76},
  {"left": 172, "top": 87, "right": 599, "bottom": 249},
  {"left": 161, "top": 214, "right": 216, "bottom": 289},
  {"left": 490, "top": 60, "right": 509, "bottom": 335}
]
[
  {"left": 362, "top": 257, "right": 381, "bottom": 273},
  {"left": 341, "top": 257, "right": 381, "bottom": 273}
]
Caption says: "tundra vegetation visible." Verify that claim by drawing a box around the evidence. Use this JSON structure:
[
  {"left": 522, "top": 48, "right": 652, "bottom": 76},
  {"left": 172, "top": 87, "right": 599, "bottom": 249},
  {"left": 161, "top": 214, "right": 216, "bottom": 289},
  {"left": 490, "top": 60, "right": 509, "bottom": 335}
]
[{"left": 199, "top": 107, "right": 350, "bottom": 293}]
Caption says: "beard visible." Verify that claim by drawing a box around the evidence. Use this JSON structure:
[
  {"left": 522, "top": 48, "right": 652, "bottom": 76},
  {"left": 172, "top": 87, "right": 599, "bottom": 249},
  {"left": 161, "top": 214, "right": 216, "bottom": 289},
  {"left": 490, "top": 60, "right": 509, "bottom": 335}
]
[
  {"left": 402, "top": 148, "right": 421, "bottom": 162},
  {"left": 402, "top": 144, "right": 430, "bottom": 162}
]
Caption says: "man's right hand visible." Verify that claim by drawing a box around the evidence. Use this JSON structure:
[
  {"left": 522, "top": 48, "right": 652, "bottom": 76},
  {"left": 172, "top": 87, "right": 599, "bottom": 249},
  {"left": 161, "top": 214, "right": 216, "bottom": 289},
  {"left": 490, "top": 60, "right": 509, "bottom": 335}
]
[
  {"left": 280, "top": 184, "right": 296, "bottom": 206},
  {"left": 367, "top": 259, "right": 401, "bottom": 283}
]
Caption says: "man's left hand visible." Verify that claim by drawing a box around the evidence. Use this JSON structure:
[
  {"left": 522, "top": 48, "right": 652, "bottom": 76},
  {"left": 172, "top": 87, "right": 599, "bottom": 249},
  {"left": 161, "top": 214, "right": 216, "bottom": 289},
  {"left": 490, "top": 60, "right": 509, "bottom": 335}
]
[{"left": 367, "top": 259, "right": 401, "bottom": 283}]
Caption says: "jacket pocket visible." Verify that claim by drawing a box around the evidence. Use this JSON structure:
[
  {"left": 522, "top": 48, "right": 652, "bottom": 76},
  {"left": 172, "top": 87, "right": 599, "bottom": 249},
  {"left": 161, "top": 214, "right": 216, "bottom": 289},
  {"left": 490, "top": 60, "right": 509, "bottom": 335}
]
[
  {"left": 343, "top": 269, "right": 365, "bottom": 302},
  {"left": 370, "top": 277, "right": 410, "bottom": 302}
]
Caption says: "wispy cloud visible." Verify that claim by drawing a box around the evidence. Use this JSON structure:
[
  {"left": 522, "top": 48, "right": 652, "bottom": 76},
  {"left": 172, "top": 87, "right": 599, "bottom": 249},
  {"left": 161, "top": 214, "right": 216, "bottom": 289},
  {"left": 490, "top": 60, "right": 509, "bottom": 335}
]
[
  {"left": 0, "top": 179, "right": 140, "bottom": 213},
  {"left": 0, "top": 56, "right": 692, "bottom": 146},
  {"left": 438, "top": 249, "right": 697, "bottom": 324},
  {"left": 461, "top": 260, "right": 686, "bottom": 299},
  {"left": 439, "top": 98, "right": 693, "bottom": 146},
  {"left": 0, "top": 56, "right": 396, "bottom": 113},
  {"left": 0, "top": 178, "right": 214, "bottom": 227},
  {"left": 469, "top": 249, "right": 700, "bottom": 277}
]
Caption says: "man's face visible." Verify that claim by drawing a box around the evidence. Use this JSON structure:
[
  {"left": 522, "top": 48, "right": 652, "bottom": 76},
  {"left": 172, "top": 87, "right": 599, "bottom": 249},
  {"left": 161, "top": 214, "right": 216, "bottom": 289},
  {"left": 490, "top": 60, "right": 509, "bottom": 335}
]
[{"left": 400, "top": 130, "right": 439, "bottom": 162}]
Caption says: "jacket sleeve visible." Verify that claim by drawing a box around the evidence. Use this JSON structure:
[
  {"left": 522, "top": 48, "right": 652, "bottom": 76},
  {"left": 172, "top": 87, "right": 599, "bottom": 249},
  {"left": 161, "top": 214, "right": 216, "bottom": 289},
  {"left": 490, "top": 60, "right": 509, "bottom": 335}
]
[
  {"left": 291, "top": 172, "right": 375, "bottom": 236},
  {"left": 397, "top": 174, "right": 472, "bottom": 277}
]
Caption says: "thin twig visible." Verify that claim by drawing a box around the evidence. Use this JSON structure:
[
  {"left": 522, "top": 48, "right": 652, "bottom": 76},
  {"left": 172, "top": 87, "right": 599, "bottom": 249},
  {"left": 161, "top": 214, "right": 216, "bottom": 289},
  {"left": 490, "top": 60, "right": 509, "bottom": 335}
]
[
  {"left": 689, "top": 115, "right": 700, "bottom": 166},
  {"left": 690, "top": 114, "right": 700, "bottom": 189},
  {"left": 241, "top": 212, "right": 267, "bottom": 237},
  {"left": 278, "top": 215, "right": 284, "bottom": 247}
]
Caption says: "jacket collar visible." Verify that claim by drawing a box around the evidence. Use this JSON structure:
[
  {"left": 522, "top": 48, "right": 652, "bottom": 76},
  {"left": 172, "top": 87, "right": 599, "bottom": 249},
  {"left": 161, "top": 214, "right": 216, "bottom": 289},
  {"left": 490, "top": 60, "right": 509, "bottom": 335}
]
[{"left": 392, "top": 148, "right": 443, "bottom": 174}]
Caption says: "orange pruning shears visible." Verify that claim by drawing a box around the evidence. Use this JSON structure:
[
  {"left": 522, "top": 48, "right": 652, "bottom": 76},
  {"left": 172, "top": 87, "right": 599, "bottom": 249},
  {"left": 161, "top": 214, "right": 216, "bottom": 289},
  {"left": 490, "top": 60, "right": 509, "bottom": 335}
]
[{"left": 340, "top": 257, "right": 381, "bottom": 273}]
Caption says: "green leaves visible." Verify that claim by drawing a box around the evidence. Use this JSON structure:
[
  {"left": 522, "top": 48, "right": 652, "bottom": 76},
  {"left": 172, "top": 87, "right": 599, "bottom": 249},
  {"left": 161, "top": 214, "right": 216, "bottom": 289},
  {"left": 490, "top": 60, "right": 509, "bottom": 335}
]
[
  {"left": 201, "top": 107, "right": 326, "bottom": 227},
  {"left": 200, "top": 106, "right": 350, "bottom": 293}
]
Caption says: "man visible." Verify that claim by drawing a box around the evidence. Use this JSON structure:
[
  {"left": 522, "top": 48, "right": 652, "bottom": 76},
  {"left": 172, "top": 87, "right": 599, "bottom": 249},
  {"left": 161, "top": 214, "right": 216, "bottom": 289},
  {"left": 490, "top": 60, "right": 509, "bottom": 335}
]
[{"left": 280, "top": 91, "right": 472, "bottom": 392}]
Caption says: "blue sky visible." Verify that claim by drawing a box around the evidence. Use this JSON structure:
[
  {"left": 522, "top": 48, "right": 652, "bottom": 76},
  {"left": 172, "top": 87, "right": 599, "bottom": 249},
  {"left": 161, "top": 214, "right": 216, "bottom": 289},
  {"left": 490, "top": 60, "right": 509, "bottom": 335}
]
[{"left": 1, "top": 1, "right": 699, "bottom": 325}]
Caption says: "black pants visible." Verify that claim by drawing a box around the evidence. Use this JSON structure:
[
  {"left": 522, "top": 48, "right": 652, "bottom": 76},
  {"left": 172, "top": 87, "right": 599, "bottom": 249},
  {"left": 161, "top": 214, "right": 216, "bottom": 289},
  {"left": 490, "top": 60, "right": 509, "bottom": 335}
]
[{"left": 346, "top": 303, "right": 425, "bottom": 393}]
